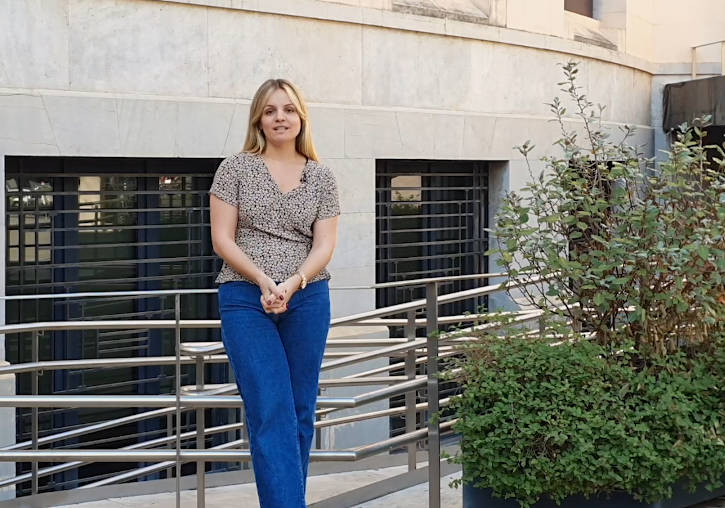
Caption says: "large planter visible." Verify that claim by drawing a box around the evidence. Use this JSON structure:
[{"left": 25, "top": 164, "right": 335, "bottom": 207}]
[{"left": 463, "top": 481, "right": 725, "bottom": 508}]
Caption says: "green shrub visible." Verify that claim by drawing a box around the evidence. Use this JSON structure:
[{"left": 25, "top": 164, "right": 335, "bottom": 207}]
[
  {"left": 491, "top": 62, "right": 725, "bottom": 354},
  {"left": 449, "top": 337, "right": 725, "bottom": 508},
  {"left": 447, "top": 61, "right": 725, "bottom": 507}
]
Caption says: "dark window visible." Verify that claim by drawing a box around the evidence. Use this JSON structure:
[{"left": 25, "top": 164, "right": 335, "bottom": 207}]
[
  {"left": 375, "top": 159, "right": 489, "bottom": 440},
  {"left": 565, "top": 0, "right": 593, "bottom": 17},
  {"left": 5, "top": 156, "right": 235, "bottom": 494},
  {"left": 376, "top": 160, "right": 489, "bottom": 315}
]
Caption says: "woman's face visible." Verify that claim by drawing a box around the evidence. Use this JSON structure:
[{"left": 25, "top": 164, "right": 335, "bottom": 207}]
[{"left": 259, "top": 88, "right": 302, "bottom": 146}]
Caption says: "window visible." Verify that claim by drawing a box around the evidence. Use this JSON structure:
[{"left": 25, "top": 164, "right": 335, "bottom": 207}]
[
  {"left": 376, "top": 159, "right": 489, "bottom": 440},
  {"left": 565, "top": 0, "right": 593, "bottom": 17},
  {"left": 5, "top": 156, "right": 232, "bottom": 493}
]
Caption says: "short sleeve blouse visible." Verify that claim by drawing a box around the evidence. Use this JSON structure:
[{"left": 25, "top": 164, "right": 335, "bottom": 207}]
[{"left": 209, "top": 152, "right": 340, "bottom": 284}]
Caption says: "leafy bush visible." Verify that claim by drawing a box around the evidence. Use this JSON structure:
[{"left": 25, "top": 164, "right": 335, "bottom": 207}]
[
  {"left": 449, "top": 337, "right": 725, "bottom": 508},
  {"left": 492, "top": 62, "right": 725, "bottom": 354},
  {"left": 446, "top": 62, "right": 725, "bottom": 507}
]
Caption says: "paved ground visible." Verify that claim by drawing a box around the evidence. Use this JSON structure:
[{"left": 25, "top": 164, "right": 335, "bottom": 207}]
[
  {"left": 54, "top": 466, "right": 725, "bottom": 508},
  {"left": 56, "top": 465, "right": 462, "bottom": 508}
]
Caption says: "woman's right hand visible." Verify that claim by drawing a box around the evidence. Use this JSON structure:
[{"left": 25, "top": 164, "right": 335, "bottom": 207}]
[{"left": 256, "top": 274, "right": 287, "bottom": 313}]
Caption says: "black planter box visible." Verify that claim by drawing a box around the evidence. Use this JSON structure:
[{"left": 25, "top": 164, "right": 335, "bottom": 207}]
[{"left": 463, "top": 481, "right": 725, "bottom": 508}]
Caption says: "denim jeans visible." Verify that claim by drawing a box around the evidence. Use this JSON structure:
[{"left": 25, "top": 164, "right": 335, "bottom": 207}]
[{"left": 218, "top": 280, "right": 330, "bottom": 508}]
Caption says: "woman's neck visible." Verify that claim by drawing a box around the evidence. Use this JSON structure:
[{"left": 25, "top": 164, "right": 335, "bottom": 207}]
[{"left": 262, "top": 142, "right": 300, "bottom": 162}]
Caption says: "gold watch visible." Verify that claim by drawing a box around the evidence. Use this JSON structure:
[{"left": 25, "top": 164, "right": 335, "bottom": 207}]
[{"left": 296, "top": 269, "right": 307, "bottom": 290}]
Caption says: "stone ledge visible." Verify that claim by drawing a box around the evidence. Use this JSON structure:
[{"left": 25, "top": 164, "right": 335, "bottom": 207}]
[
  {"left": 157, "top": 0, "right": 657, "bottom": 74},
  {"left": 392, "top": 0, "right": 489, "bottom": 24}
]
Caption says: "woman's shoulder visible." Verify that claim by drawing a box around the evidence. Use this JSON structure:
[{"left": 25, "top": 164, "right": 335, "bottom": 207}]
[
  {"left": 306, "top": 159, "right": 335, "bottom": 181},
  {"left": 215, "top": 152, "right": 259, "bottom": 181},
  {"left": 220, "top": 151, "right": 256, "bottom": 169}
]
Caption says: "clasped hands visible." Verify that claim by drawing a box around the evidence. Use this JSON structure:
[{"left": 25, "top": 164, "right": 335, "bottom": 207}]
[{"left": 258, "top": 275, "right": 299, "bottom": 314}]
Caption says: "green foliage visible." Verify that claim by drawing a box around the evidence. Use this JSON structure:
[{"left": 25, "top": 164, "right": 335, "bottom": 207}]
[
  {"left": 449, "top": 62, "right": 725, "bottom": 507},
  {"left": 492, "top": 61, "right": 725, "bottom": 354},
  {"left": 448, "top": 336, "right": 725, "bottom": 508}
]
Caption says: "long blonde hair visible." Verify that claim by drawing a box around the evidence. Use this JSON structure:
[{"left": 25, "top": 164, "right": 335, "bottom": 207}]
[{"left": 243, "top": 79, "right": 319, "bottom": 162}]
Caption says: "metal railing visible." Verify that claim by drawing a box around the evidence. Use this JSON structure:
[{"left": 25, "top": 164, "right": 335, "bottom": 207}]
[
  {"left": 691, "top": 39, "right": 725, "bottom": 79},
  {"left": 0, "top": 272, "right": 542, "bottom": 508}
]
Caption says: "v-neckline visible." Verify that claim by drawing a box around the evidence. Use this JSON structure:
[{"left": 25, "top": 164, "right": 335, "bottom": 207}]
[{"left": 258, "top": 154, "right": 309, "bottom": 196}]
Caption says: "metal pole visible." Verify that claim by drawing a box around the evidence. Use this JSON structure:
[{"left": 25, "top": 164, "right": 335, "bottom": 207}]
[
  {"left": 241, "top": 406, "right": 249, "bottom": 470},
  {"left": 721, "top": 42, "right": 725, "bottom": 76},
  {"left": 175, "top": 294, "right": 181, "bottom": 508},
  {"left": 31, "top": 331, "right": 39, "bottom": 495},
  {"left": 404, "top": 310, "right": 417, "bottom": 472},
  {"left": 692, "top": 47, "right": 697, "bottom": 79},
  {"left": 196, "top": 355, "right": 205, "bottom": 508},
  {"left": 315, "top": 386, "right": 323, "bottom": 451},
  {"left": 166, "top": 412, "right": 174, "bottom": 480},
  {"left": 426, "top": 282, "right": 440, "bottom": 508}
]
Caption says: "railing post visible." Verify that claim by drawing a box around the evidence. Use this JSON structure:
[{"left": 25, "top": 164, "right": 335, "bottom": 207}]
[
  {"left": 426, "top": 282, "right": 440, "bottom": 508},
  {"left": 174, "top": 294, "right": 181, "bottom": 508},
  {"left": 166, "top": 412, "right": 174, "bottom": 480},
  {"left": 31, "top": 330, "right": 39, "bottom": 495},
  {"left": 241, "top": 406, "right": 249, "bottom": 470},
  {"left": 692, "top": 46, "right": 697, "bottom": 79},
  {"left": 196, "top": 354, "right": 206, "bottom": 507},
  {"left": 721, "top": 41, "right": 725, "bottom": 76},
  {"left": 404, "top": 309, "right": 417, "bottom": 472}
]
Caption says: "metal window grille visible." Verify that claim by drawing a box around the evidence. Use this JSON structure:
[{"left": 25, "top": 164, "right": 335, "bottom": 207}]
[
  {"left": 375, "top": 159, "right": 489, "bottom": 440},
  {"left": 4, "top": 156, "right": 232, "bottom": 494}
]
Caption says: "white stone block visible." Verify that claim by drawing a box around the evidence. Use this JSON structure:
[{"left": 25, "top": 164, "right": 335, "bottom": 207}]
[
  {"left": 0, "top": 94, "right": 58, "bottom": 154},
  {"left": 43, "top": 95, "right": 121, "bottom": 155},
  {"left": 361, "top": 26, "right": 472, "bottom": 110},
  {"left": 328, "top": 212, "right": 375, "bottom": 270},
  {"left": 117, "top": 99, "right": 179, "bottom": 156},
  {"left": 461, "top": 114, "right": 498, "bottom": 158},
  {"left": 68, "top": 0, "right": 208, "bottom": 96},
  {"left": 175, "top": 101, "right": 237, "bottom": 157},
  {"left": 310, "top": 107, "right": 346, "bottom": 159},
  {"left": 223, "top": 103, "right": 251, "bottom": 155},
  {"left": 207, "top": 9, "right": 362, "bottom": 104},
  {"left": 394, "top": 111, "right": 464, "bottom": 159},
  {"left": 506, "top": 0, "right": 565, "bottom": 38},
  {"left": 485, "top": 116, "right": 559, "bottom": 160},
  {"left": 343, "top": 109, "right": 403, "bottom": 158},
  {"left": 328, "top": 265, "right": 376, "bottom": 317},
  {"left": 323, "top": 158, "right": 375, "bottom": 214},
  {"left": 0, "top": 0, "right": 70, "bottom": 89}
]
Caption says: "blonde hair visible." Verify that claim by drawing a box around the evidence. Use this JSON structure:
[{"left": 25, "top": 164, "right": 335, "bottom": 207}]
[{"left": 243, "top": 79, "right": 319, "bottom": 162}]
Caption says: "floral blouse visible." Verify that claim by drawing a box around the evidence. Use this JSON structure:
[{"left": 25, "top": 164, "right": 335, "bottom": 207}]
[{"left": 209, "top": 152, "right": 340, "bottom": 284}]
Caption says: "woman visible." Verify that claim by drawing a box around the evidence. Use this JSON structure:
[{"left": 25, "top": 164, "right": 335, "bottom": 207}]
[{"left": 209, "top": 78, "right": 339, "bottom": 508}]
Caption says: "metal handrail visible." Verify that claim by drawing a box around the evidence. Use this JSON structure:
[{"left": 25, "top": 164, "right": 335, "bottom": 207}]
[{"left": 0, "top": 272, "right": 532, "bottom": 508}]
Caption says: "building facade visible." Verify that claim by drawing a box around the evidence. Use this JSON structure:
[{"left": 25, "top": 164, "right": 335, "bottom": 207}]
[{"left": 1, "top": 0, "right": 723, "bottom": 497}]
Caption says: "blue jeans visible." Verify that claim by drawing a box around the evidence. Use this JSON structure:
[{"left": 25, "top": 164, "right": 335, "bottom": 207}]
[{"left": 218, "top": 280, "right": 330, "bottom": 508}]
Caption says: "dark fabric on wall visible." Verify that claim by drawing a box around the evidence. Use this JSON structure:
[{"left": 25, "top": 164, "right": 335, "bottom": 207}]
[{"left": 663, "top": 75, "right": 725, "bottom": 131}]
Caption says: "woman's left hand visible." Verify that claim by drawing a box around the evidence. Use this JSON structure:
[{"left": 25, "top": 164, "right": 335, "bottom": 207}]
[{"left": 261, "top": 276, "right": 300, "bottom": 314}]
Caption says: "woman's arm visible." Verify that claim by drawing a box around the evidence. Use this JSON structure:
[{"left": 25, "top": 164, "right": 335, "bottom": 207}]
[
  {"left": 300, "top": 215, "right": 340, "bottom": 282},
  {"left": 210, "top": 194, "right": 284, "bottom": 305},
  {"left": 277, "top": 216, "right": 339, "bottom": 299}
]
